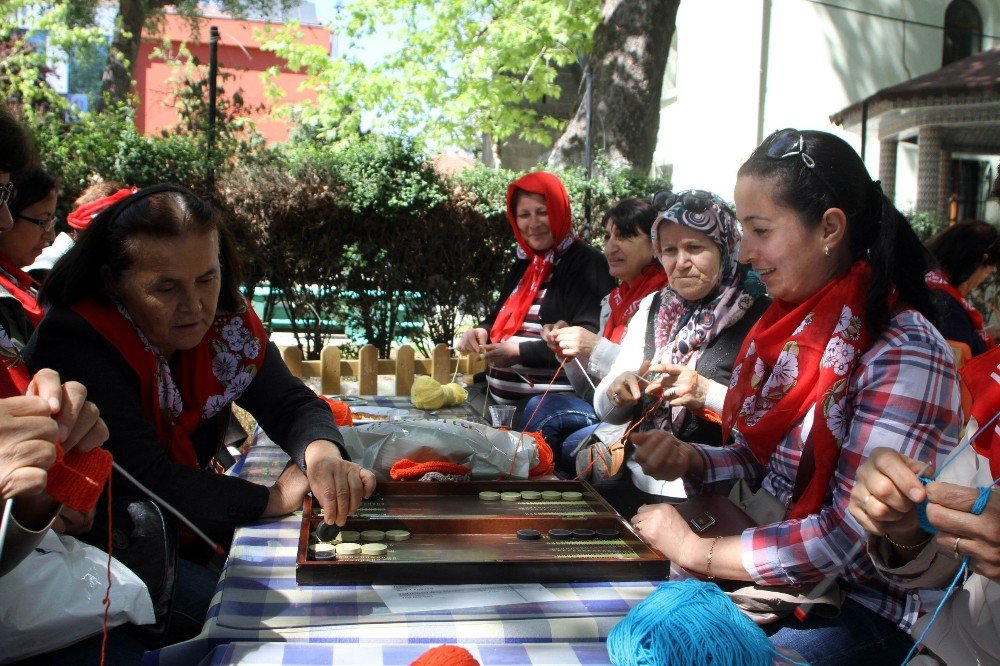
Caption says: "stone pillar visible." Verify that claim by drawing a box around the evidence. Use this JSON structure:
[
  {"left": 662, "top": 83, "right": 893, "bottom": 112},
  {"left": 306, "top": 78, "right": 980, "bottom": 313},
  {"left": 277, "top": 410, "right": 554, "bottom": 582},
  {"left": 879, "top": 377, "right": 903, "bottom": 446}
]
[
  {"left": 939, "top": 150, "right": 952, "bottom": 219},
  {"left": 878, "top": 139, "right": 898, "bottom": 202},
  {"left": 916, "top": 126, "right": 942, "bottom": 215}
]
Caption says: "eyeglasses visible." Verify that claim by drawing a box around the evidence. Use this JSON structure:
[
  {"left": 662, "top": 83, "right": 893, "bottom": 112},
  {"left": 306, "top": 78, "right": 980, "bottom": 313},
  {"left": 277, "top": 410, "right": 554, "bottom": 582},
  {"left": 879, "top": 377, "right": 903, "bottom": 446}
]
[
  {"left": 16, "top": 213, "right": 57, "bottom": 233},
  {"left": 652, "top": 189, "right": 736, "bottom": 220},
  {"left": 0, "top": 182, "right": 15, "bottom": 209},
  {"left": 759, "top": 128, "right": 838, "bottom": 198}
]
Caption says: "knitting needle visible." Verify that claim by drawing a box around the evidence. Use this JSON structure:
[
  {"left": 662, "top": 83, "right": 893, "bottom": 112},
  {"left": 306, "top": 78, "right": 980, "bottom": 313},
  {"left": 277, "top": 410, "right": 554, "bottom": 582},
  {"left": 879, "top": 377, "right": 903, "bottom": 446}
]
[
  {"left": 111, "top": 461, "right": 225, "bottom": 556},
  {"left": 572, "top": 357, "right": 598, "bottom": 393}
]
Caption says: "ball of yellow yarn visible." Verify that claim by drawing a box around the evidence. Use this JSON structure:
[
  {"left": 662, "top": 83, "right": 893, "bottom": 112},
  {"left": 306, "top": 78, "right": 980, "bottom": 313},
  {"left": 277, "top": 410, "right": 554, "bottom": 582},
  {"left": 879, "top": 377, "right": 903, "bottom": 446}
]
[{"left": 411, "top": 375, "right": 468, "bottom": 410}]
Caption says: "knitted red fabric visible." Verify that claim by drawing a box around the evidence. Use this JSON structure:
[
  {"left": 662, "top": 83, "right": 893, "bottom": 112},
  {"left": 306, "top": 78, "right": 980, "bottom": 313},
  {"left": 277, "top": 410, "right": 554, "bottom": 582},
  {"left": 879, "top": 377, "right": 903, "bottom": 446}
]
[
  {"left": 389, "top": 459, "right": 472, "bottom": 480},
  {"left": 318, "top": 395, "right": 354, "bottom": 426},
  {"left": 45, "top": 444, "right": 113, "bottom": 512},
  {"left": 409, "top": 645, "right": 480, "bottom": 666}
]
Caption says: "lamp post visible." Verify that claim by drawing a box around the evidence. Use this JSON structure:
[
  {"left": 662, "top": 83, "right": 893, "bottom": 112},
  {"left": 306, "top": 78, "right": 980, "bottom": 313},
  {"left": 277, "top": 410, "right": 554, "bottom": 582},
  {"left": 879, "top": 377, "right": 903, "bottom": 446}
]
[{"left": 207, "top": 25, "right": 220, "bottom": 191}]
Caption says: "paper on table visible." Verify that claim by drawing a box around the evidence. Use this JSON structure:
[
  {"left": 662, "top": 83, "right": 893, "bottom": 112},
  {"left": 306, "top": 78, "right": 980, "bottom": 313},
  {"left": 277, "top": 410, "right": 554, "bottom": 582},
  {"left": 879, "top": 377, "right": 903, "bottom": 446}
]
[{"left": 373, "top": 584, "right": 559, "bottom": 614}]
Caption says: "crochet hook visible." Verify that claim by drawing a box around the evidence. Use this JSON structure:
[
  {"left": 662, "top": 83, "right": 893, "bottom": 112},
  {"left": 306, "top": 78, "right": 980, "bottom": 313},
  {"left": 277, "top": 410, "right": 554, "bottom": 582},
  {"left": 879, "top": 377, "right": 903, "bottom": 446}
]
[{"left": 112, "top": 461, "right": 225, "bottom": 556}]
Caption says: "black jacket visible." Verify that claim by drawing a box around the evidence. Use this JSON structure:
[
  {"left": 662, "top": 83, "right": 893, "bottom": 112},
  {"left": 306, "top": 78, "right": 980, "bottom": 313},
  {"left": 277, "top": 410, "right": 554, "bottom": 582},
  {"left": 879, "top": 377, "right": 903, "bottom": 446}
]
[
  {"left": 480, "top": 240, "right": 616, "bottom": 368},
  {"left": 25, "top": 306, "right": 344, "bottom": 542}
]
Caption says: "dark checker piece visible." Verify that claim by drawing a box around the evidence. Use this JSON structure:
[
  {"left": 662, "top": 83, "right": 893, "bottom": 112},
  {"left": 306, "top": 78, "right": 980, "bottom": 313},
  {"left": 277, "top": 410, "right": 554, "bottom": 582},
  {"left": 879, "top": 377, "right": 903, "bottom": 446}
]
[
  {"left": 596, "top": 528, "right": 620, "bottom": 538},
  {"left": 516, "top": 529, "right": 542, "bottom": 541},
  {"left": 572, "top": 528, "right": 596, "bottom": 539},
  {"left": 548, "top": 529, "right": 573, "bottom": 540},
  {"left": 316, "top": 521, "right": 341, "bottom": 542}
]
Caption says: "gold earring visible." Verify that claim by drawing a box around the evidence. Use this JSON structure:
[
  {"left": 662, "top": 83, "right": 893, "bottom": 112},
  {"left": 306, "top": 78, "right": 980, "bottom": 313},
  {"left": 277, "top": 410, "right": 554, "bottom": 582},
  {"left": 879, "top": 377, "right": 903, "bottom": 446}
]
[{"left": 824, "top": 246, "right": 830, "bottom": 256}]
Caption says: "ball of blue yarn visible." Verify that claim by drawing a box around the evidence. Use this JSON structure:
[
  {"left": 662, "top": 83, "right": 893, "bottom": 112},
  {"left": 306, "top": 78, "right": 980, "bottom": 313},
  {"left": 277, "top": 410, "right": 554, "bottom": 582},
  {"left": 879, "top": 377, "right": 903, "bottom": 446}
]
[{"left": 607, "top": 579, "right": 774, "bottom": 666}]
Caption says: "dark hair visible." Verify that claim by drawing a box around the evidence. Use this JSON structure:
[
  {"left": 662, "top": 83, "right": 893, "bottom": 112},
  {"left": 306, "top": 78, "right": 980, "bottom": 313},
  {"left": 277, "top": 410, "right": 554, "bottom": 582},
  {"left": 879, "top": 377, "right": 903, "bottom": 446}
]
[
  {"left": 603, "top": 198, "right": 658, "bottom": 239},
  {"left": 41, "top": 184, "right": 244, "bottom": 311},
  {"left": 927, "top": 220, "right": 1000, "bottom": 288},
  {"left": 738, "top": 129, "right": 937, "bottom": 334},
  {"left": 9, "top": 166, "right": 57, "bottom": 219},
  {"left": 0, "top": 105, "right": 34, "bottom": 175},
  {"left": 73, "top": 180, "right": 128, "bottom": 208}
]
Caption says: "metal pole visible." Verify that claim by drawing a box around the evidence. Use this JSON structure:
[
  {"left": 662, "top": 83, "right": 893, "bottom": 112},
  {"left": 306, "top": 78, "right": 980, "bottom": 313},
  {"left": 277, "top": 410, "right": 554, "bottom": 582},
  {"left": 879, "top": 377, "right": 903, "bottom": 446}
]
[
  {"left": 583, "top": 64, "right": 593, "bottom": 227},
  {"left": 207, "top": 25, "right": 220, "bottom": 190}
]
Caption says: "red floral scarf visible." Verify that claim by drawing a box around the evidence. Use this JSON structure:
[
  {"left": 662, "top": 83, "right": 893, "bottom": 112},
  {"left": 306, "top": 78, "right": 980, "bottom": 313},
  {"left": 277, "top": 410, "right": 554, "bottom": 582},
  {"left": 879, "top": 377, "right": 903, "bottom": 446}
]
[
  {"left": 723, "top": 261, "right": 876, "bottom": 519},
  {"left": 603, "top": 262, "right": 668, "bottom": 344},
  {"left": 0, "top": 257, "right": 42, "bottom": 327},
  {"left": 925, "top": 270, "right": 995, "bottom": 350},
  {"left": 490, "top": 172, "right": 576, "bottom": 343},
  {"left": 960, "top": 344, "right": 1000, "bottom": 478},
  {"left": 73, "top": 298, "right": 267, "bottom": 468}
]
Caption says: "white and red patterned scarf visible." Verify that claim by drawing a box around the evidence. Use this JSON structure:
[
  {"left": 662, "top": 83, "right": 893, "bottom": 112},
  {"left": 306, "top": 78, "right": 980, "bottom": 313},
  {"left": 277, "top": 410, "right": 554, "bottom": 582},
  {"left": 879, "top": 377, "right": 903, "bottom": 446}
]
[{"left": 723, "top": 261, "right": 877, "bottom": 519}]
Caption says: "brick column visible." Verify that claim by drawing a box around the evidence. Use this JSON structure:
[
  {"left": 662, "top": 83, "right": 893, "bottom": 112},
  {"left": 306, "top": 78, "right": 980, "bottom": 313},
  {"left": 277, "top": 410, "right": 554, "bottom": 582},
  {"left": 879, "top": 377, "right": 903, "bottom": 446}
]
[
  {"left": 916, "top": 126, "right": 942, "bottom": 215},
  {"left": 878, "top": 139, "right": 898, "bottom": 202}
]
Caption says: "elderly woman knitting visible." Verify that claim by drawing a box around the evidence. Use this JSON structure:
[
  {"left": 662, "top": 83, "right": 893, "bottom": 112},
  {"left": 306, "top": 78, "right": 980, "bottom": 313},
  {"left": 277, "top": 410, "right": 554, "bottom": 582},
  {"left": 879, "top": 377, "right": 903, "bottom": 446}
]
[
  {"left": 586, "top": 190, "right": 768, "bottom": 514},
  {"left": 628, "top": 130, "right": 961, "bottom": 663}
]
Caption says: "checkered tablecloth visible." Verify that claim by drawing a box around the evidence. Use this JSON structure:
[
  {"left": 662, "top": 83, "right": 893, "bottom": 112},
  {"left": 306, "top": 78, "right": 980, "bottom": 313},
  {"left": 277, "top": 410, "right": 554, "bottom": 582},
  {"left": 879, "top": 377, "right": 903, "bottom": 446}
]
[{"left": 143, "top": 419, "right": 658, "bottom": 666}]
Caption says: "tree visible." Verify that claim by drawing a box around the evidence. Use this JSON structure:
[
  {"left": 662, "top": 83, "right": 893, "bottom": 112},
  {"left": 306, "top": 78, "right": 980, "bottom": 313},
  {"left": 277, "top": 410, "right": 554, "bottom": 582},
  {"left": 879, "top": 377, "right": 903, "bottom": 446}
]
[
  {"left": 94, "top": 0, "right": 294, "bottom": 111},
  {"left": 259, "top": 0, "right": 600, "bottom": 151},
  {"left": 547, "top": 0, "right": 680, "bottom": 172}
]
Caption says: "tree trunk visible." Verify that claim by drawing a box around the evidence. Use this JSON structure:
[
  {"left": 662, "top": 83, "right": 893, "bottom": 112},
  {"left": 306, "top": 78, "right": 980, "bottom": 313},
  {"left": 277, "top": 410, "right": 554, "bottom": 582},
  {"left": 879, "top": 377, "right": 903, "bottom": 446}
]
[
  {"left": 97, "top": 0, "right": 165, "bottom": 111},
  {"left": 548, "top": 0, "right": 680, "bottom": 173}
]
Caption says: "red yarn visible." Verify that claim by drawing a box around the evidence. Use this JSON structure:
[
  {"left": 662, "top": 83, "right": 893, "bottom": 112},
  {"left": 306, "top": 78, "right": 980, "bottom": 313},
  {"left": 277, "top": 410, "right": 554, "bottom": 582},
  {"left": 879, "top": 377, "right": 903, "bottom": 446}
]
[
  {"left": 45, "top": 443, "right": 113, "bottom": 512},
  {"left": 100, "top": 472, "right": 113, "bottom": 666},
  {"left": 525, "top": 431, "right": 555, "bottom": 477},
  {"left": 410, "top": 644, "right": 480, "bottom": 666},
  {"left": 389, "top": 459, "right": 472, "bottom": 480},
  {"left": 318, "top": 395, "right": 354, "bottom": 426}
]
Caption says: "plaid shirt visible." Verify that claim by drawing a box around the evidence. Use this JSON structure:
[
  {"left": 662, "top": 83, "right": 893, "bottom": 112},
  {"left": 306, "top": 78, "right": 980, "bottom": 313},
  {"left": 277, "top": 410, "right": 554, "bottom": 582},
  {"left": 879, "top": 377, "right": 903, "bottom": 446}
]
[{"left": 690, "top": 310, "right": 961, "bottom": 631}]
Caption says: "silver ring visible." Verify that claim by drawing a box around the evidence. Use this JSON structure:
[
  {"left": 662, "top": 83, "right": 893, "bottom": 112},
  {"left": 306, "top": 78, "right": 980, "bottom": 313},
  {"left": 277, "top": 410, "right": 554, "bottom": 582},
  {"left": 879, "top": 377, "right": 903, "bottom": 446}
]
[
  {"left": 953, "top": 536, "right": 961, "bottom": 559},
  {"left": 666, "top": 387, "right": 676, "bottom": 399},
  {"left": 610, "top": 392, "right": 620, "bottom": 405},
  {"left": 634, "top": 523, "right": 642, "bottom": 532},
  {"left": 862, "top": 494, "right": 871, "bottom": 511}
]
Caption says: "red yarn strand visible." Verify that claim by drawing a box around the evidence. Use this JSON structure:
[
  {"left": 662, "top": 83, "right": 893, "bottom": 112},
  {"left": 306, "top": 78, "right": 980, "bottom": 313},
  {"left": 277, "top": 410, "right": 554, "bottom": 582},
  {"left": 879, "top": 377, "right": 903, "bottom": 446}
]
[
  {"left": 506, "top": 356, "right": 568, "bottom": 477},
  {"left": 100, "top": 472, "right": 113, "bottom": 666}
]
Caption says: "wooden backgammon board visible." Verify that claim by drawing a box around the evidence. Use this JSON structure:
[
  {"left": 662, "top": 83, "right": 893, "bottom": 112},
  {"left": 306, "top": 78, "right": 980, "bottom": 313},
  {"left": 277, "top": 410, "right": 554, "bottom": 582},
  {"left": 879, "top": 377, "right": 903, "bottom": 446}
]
[{"left": 295, "top": 480, "right": 669, "bottom": 585}]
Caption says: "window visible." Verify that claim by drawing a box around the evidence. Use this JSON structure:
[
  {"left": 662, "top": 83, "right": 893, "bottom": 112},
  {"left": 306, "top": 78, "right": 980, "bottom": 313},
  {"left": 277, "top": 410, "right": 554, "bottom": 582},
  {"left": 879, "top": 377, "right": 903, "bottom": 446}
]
[{"left": 943, "top": 0, "right": 983, "bottom": 66}]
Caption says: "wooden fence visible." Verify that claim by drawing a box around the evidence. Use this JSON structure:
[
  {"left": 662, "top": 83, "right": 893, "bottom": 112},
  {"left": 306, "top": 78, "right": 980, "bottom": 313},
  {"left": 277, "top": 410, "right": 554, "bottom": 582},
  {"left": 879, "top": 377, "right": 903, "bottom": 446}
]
[{"left": 280, "top": 343, "right": 487, "bottom": 396}]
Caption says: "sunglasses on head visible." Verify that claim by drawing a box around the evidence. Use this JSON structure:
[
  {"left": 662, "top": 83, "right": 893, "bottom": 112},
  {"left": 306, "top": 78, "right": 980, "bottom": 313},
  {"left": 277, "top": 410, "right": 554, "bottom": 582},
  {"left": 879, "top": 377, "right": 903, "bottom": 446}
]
[
  {"left": 758, "top": 128, "right": 838, "bottom": 198},
  {"left": 0, "top": 182, "right": 15, "bottom": 209},
  {"left": 652, "top": 189, "right": 735, "bottom": 219}
]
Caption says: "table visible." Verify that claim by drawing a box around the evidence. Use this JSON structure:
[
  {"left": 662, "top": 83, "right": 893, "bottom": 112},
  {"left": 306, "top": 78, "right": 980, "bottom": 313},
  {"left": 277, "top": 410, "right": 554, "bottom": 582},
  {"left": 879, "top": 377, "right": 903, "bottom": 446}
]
[{"left": 144, "top": 402, "right": 660, "bottom": 665}]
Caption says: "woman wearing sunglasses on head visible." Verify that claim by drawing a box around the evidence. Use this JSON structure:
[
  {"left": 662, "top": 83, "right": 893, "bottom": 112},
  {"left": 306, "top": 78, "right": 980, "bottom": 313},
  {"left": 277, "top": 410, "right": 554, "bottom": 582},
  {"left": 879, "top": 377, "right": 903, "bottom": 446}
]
[
  {"left": 590, "top": 190, "right": 768, "bottom": 515},
  {"left": 626, "top": 130, "right": 962, "bottom": 663},
  {"left": 0, "top": 166, "right": 57, "bottom": 345}
]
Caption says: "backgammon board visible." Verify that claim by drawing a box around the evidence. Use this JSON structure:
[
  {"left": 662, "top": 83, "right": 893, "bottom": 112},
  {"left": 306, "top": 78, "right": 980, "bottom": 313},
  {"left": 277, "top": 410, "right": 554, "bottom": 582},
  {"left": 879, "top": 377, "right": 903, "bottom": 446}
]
[{"left": 296, "top": 480, "right": 669, "bottom": 585}]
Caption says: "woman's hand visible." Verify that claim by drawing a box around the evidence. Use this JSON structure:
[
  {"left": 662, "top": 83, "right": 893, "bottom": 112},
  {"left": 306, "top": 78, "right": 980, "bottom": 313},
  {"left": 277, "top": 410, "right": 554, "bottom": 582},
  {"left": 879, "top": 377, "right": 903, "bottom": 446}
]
[
  {"left": 483, "top": 340, "right": 520, "bottom": 368},
  {"left": 303, "top": 440, "right": 377, "bottom": 526},
  {"left": 52, "top": 506, "right": 95, "bottom": 535},
  {"left": 548, "top": 325, "right": 600, "bottom": 359},
  {"left": 631, "top": 503, "right": 696, "bottom": 561},
  {"left": 607, "top": 372, "right": 643, "bottom": 410},
  {"left": 630, "top": 430, "right": 702, "bottom": 481},
  {"left": 645, "top": 363, "right": 710, "bottom": 410},
  {"left": 849, "top": 447, "right": 930, "bottom": 548},
  {"left": 264, "top": 459, "right": 311, "bottom": 518},
  {"left": 0, "top": 396, "right": 59, "bottom": 501},
  {"left": 457, "top": 328, "right": 489, "bottom": 354},
  {"left": 925, "top": 483, "right": 1000, "bottom": 582}
]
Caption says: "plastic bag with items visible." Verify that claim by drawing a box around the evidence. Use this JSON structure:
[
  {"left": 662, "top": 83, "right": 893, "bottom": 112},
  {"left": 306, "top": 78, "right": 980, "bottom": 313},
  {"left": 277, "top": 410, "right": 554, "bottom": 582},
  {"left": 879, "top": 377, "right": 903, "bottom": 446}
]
[
  {"left": 0, "top": 530, "right": 154, "bottom": 662},
  {"left": 339, "top": 419, "right": 540, "bottom": 481}
]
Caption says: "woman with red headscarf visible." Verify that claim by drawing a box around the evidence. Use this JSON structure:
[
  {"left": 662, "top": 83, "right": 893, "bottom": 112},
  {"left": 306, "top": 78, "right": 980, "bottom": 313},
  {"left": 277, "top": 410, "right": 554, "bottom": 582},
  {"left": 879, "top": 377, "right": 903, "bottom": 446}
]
[{"left": 456, "top": 171, "right": 616, "bottom": 405}]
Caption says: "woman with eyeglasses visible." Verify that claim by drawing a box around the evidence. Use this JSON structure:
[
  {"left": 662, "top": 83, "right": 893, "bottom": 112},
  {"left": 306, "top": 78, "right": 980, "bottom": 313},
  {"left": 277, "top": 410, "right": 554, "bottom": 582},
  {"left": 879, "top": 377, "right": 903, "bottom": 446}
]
[
  {"left": 627, "top": 130, "right": 961, "bottom": 663},
  {"left": 0, "top": 166, "right": 57, "bottom": 344},
  {"left": 925, "top": 220, "right": 999, "bottom": 356},
  {"left": 590, "top": 190, "right": 768, "bottom": 514}
]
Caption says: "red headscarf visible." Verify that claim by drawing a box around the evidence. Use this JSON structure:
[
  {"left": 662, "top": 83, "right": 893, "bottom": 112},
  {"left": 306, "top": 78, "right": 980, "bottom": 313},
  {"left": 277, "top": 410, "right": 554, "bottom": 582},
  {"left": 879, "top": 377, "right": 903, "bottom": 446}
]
[
  {"left": 66, "top": 187, "right": 137, "bottom": 231},
  {"left": 73, "top": 298, "right": 268, "bottom": 468},
  {"left": 603, "top": 262, "right": 668, "bottom": 344},
  {"left": 723, "top": 261, "right": 876, "bottom": 519},
  {"left": 0, "top": 256, "right": 43, "bottom": 326},
  {"left": 959, "top": 344, "right": 1000, "bottom": 478},
  {"left": 489, "top": 172, "right": 576, "bottom": 343}
]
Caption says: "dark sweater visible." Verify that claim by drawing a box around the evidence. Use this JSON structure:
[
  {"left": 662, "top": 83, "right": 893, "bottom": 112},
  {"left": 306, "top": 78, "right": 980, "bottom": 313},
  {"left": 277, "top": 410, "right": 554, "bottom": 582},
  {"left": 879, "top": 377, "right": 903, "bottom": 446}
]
[
  {"left": 479, "top": 240, "right": 616, "bottom": 368},
  {"left": 933, "top": 291, "right": 988, "bottom": 357},
  {"left": 24, "top": 306, "right": 344, "bottom": 542}
]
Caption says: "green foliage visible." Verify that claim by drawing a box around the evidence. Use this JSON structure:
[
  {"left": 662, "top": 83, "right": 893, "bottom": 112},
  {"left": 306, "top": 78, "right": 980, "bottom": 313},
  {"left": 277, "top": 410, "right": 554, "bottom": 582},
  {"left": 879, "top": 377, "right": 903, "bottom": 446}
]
[
  {"left": 908, "top": 211, "right": 949, "bottom": 242},
  {"left": 259, "top": 0, "right": 599, "bottom": 151}
]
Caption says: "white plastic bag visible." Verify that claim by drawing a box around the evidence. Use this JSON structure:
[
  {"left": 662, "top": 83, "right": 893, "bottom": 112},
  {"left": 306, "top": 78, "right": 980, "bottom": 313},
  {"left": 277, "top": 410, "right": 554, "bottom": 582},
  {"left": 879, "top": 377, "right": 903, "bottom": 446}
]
[
  {"left": 0, "top": 530, "right": 154, "bottom": 662},
  {"left": 340, "top": 418, "right": 540, "bottom": 480}
]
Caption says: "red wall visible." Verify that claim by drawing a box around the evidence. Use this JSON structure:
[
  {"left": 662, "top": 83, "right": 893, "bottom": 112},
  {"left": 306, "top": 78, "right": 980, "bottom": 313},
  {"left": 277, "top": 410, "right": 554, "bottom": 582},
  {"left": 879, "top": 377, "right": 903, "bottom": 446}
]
[{"left": 134, "top": 14, "right": 329, "bottom": 143}]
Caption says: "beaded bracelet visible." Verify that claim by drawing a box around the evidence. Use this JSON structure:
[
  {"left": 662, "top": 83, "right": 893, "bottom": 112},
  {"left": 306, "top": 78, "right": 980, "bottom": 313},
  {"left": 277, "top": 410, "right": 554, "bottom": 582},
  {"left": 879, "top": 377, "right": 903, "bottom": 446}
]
[{"left": 706, "top": 536, "right": 722, "bottom": 579}]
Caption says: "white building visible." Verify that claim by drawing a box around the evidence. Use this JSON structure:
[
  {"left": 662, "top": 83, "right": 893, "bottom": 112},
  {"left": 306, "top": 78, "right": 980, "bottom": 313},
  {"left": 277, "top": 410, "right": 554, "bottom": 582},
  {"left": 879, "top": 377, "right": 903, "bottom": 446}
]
[{"left": 654, "top": 0, "right": 1000, "bottom": 222}]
